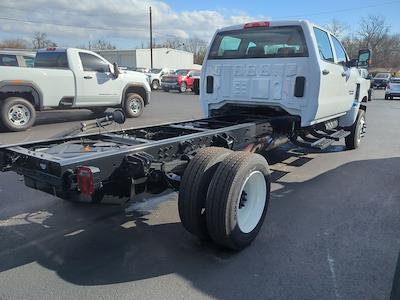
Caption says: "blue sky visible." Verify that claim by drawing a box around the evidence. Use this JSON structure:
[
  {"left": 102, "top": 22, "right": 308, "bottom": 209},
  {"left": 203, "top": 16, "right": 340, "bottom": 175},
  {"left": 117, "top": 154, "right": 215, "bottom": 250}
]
[
  {"left": 165, "top": 0, "right": 400, "bottom": 31},
  {"left": 0, "top": 0, "right": 399, "bottom": 48}
]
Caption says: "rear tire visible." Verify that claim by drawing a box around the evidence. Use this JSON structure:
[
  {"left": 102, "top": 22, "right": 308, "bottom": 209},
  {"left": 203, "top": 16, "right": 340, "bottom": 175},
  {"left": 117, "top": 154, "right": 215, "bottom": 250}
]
[
  {"left": 345, "top": 110, "right": 366, "bottom": 150},
  {"left": 179, "top": 82, "right": 187, "bottom": 93},
  {"left": 0, "top": 97, "right": 36, "bottom": 132},
  {"left": 178, "top": 147, "right": 232, "bottom": 239},
  {"left": 206, "top": 152, "right": 271, "bottom": 250},
  {"left": 123, "top": 93, "right": 144, "bottom": 118}
]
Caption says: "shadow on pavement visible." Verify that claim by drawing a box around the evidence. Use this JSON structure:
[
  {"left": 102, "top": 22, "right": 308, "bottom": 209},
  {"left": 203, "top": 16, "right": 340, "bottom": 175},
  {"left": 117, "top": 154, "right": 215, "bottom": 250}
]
[{"left": 0, "top": 154, "right": 399, "bottom": 299}]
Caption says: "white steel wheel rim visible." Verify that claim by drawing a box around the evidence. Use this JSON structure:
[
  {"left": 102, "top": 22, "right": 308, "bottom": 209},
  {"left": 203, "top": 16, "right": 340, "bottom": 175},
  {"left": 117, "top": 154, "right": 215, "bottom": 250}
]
[
  {"left": 357, "top": 115, "right": 366, "bottom": 144},
  {"left": 236, "top": 171, "right": 267, "bottom": 234},
  {"left": 129, "top": 98, "right": 142, "bottom": 115},
  {"left": 8, "top": 104, "right": 31, "bottom": 126}
]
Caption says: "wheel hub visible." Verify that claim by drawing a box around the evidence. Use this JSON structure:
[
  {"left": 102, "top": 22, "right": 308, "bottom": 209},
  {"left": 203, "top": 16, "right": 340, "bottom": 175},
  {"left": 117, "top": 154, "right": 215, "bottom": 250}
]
[
  {"left": 236, "top": 171, "right": 267, "bottom": 233},
  {"left": 130, "top": 99, "right": 141, "bottom": 114},
  {"left": 8, "top": 104, "right": 30, "bottom": 126}
]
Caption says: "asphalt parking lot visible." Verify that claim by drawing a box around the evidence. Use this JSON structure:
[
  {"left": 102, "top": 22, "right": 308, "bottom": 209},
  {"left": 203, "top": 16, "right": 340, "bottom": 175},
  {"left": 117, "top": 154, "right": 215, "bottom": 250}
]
[{"left": 0, "top": 89, "right": 399, "bottom": 300}]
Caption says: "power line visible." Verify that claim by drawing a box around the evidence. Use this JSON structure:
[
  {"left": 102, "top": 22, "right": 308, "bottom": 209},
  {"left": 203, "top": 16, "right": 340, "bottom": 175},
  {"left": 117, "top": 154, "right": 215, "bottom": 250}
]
[
  {"left": 0, "top": 15, "right": 182, "bottom": 39},
  {"left": 279, "top": 0, "right": 400, "bottom": 19}
]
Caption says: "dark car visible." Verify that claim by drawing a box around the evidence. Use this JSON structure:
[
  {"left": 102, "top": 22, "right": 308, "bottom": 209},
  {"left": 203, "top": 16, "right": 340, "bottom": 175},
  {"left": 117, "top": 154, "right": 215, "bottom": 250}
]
[{"left": 372, "top": 73, "right": 391, "bottom": 89}]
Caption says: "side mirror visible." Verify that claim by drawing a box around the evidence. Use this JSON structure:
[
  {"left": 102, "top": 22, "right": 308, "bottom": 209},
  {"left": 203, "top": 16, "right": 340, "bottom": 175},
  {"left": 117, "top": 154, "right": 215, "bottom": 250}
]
[
  {"left": 111, "top": 62, "right": 120, "bottom": 78},
  {"left": 358, "top": 49, "right": 372, "bottom": 68}
]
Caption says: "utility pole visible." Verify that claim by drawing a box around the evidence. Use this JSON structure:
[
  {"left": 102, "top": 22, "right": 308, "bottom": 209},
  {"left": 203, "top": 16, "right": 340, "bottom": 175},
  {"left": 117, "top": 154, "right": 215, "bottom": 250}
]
[{"left": 149, "top": 6, "right": 153, "bottom": 69}]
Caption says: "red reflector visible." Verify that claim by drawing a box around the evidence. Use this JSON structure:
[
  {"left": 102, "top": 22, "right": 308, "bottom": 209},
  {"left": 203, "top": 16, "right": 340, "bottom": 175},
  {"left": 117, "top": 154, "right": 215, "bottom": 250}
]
[
  {"left": 47, "top": 47, "right": 56, "bottom": 51},
  {"left": 76, "top": 166, "right": 95, "bottom": 195},
  {"left": 244, "top": 21, "right": 270, "bottom": 29}
]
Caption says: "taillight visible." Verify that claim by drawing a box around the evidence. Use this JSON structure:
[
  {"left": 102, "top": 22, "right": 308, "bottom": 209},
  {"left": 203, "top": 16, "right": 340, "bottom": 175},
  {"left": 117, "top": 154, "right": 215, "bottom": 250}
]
[
  {"left": 76, "top": 166, "right": 97, "bottom": 195},
  {"left": 47, "top": 47, "right": 56, "bottom": 51},
  {"left": 244, "top": 21, "right": 270, "bottom": 29}
]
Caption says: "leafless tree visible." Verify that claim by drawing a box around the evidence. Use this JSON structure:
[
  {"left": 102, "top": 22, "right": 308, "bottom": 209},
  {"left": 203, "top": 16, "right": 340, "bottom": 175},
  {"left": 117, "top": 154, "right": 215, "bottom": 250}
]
[
  {"left": 32, "top": 32, "right": 57, "bottom": 49},
  {"left": 0, "top": 39, "right": 30, "bottom": 49},
  {"left": 90, "top": 39, "right": 116, "bottom": 50},
  {"left": 182, "top": 38, "right": 208, "bottom": 65},
  {"left": 326, "top": 19, "right": 348, "bottom": 38}
]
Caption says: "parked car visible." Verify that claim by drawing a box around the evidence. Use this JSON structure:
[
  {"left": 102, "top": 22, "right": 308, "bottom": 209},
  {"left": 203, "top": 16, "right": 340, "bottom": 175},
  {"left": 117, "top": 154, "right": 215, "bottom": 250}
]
[
  {"left": 0, "top": 51, "right": 35, "bottom": 67},
  {"left": 0, "top": 47, "right": 151, "bottom": 131},
  {"left": 372, "top": 73, "right": 391, "bottom": 89},
  {"left": 385, "top": 77, "right": 400, "bottom": 100},
  {"left": 161, "top": 69, "right": 200, "bottom": 93},
  {"left": 146, "top": 68, "right": 175, "bottom": 90}
]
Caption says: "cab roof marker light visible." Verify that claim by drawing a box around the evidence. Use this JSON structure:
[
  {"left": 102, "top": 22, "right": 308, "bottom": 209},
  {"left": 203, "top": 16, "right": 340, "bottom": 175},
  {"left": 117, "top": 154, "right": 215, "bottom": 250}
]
[{"left": 244, "top": 21, "right": 270, "bottom": 29}]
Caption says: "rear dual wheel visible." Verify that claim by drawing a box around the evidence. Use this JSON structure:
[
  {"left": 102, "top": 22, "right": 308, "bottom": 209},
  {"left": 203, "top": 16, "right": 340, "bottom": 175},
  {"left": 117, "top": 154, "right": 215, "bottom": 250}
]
[{"left": 178, "top": 149, "right": 271, "bottom": 250}]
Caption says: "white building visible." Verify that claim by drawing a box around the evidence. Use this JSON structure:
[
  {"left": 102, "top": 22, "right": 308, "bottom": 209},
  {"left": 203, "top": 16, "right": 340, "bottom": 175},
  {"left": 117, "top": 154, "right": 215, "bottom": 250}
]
[{"left": 96, "top": 48, "right": 197, "bottom": 69}]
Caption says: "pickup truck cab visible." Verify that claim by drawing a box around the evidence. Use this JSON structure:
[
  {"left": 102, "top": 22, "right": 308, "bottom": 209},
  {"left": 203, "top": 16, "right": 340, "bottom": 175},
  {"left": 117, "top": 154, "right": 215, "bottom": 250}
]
[
  {"left": 0, "top": 47, "right": 151, "bottom": 131},
  {"left": 201, "top": 20, "right": 370, "bottom": 136}
]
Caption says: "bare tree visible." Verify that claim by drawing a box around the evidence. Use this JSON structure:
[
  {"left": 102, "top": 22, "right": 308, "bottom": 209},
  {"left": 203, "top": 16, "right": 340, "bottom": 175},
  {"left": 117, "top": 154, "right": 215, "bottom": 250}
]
[
  {"left": 0, "top": 39, "right": 30, "bottom": 49},
  {"left": 161, "top": 38, "right": 184, "bottom": 49},
  {"left": 32, "top": 32, "right": 57, "bottom": 49},
  {"left": 90, "top": 39, "right": 116, "bottom": 50},
  {"left": 182, "top": 38, "right": 208, "bottom": 65},
  {"left": 326, "top": 19, "right": 348, "bottom": 38}
]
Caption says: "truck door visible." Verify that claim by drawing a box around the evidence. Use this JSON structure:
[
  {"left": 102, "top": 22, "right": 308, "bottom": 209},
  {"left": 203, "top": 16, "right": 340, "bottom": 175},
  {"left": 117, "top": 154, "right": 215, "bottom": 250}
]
[
  {"left": 330, "top": 34, "right": 358, "bottom": 103},
  {"left": 75, "top": 52, "right": 122, "bottom": 106},
  {"left": 314, "top": 28, "right": 353, "bottom": 119}
]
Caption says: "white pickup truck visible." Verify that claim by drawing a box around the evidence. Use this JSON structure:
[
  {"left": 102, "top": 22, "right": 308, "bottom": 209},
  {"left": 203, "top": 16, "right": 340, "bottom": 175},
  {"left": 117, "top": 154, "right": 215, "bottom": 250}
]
[
  {"left": 0, "top": 48, "right": 151, "bottom": 131},
  {"left": 201, "top": 20, "right": 371, "bottom": 149}
]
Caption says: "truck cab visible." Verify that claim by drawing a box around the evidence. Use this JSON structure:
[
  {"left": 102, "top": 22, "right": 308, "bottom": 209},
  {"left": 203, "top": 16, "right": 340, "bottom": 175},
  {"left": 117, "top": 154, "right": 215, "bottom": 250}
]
[{"left": 201, "top": 20, "right": 370, "bottom": 128}]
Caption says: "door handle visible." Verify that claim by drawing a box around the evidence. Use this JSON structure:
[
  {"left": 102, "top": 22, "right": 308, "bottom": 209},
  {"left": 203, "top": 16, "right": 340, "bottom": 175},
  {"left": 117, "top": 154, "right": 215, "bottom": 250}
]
[
  {"left": 84, "top": 76, "right": 93, "bottom": 79},
  {"left": 341, "top": 72, "right": 347, "bottom": 77},
  {"left": 322, "top": 69, "right": 330, "bottom": 75}
]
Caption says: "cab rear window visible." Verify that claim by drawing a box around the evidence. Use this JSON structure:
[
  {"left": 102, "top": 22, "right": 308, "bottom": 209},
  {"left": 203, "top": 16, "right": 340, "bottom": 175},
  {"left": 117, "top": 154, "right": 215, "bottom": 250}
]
[
  {"left": 34, "top": 51, "right": 69, "bottom": 69},
  {"left": 208, "top": 26, "right": 308, "bottom": 59}
]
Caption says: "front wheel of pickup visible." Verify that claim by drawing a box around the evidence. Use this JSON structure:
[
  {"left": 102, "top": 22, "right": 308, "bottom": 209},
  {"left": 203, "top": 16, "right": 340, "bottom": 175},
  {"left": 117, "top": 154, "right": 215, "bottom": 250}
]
[
  {"left": 0, "top": 97, "right": 36, "bottom": 132},
  {"left": 123, "top": 93, "right": 144, "bottom": 118},
  {"left": 345, "top": 110, "right": 366, "bottom": 150}
]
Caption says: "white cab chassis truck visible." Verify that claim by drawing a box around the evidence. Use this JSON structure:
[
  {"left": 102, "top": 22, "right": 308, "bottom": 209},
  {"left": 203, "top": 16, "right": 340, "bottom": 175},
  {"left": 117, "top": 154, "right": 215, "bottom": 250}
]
[
  {"left": 0, "top": 21, "right": 370, "bottom": 251},
  {"left": 0, "top": 48, "right": 151, "bottom": 131}
]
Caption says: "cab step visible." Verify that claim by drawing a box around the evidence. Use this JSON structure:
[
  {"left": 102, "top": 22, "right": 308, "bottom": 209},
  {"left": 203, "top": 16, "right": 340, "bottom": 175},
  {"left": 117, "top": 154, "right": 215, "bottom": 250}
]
[{"left": 291, "top": 129, "right": 350, "bottom": 150}]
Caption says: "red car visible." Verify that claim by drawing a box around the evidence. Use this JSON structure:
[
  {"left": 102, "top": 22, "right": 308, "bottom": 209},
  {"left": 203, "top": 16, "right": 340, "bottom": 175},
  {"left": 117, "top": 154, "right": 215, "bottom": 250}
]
[{"left": 161, "top": 69, "right": 201, "bottom": 93}]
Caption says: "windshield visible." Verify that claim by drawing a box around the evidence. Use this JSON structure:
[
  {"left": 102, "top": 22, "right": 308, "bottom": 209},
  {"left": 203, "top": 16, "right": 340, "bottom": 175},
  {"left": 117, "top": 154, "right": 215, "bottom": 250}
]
[
  {"left": 208, "top": 25, "right": 308, "bottom": 60},
  {"left": 150, "top": 68, "right": 162, "bottom": 74},
  {"left": 175, "top": 69, "right": 189, "bottom": 75},
  {"left": 375, "top": 73, "right": 390, "bottom": 79}
]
